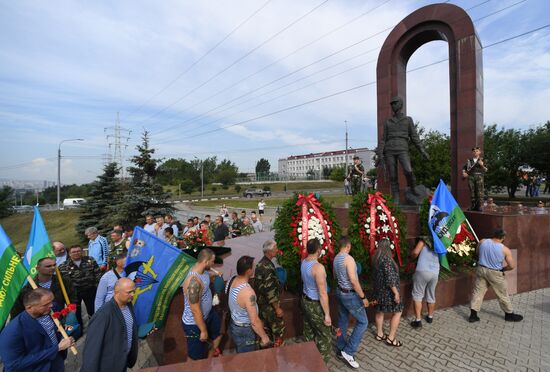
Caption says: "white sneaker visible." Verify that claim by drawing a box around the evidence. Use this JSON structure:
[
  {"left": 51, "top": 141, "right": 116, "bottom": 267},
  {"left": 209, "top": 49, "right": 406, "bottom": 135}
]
[{"left": 340, "top": 350, "right": 360, "bottom": 369}]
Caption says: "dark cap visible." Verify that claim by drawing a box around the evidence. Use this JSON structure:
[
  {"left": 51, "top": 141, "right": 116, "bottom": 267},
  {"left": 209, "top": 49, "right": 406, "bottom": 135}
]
[
  {"left": 390, "top": 96, "right": 402, "bottom": 103},
  {"left": 471, "top": 146, "right": 480, "bottom": 151},
  {"left": 353, "top": 155, "right": 360, "bottom": 160}
]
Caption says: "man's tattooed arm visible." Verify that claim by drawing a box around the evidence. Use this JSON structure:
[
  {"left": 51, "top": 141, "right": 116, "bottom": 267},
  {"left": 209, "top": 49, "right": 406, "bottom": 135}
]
[{"left": 188, "top": 277, "right": 201, "bottom": 305}]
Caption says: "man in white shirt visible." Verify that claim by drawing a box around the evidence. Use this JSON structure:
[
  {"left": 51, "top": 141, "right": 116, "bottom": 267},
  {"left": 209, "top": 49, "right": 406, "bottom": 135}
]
[
  {"left": 143, "top": 215, "right": 155, "bottom": 233},
  {"left": 258, "top": 199, "right": 266, "bottom": 221}
]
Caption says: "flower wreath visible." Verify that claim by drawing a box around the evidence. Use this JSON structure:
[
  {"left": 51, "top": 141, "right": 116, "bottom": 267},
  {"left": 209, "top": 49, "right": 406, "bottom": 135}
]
[
  {"left": 182, "top": 228, "right": 212, "bottom": 253},
  {"left": 274, "top": 193, "right": 341, "bottom": 292},
  {"left": 348, "top": 191, "right": 408, "bottom": 278}
]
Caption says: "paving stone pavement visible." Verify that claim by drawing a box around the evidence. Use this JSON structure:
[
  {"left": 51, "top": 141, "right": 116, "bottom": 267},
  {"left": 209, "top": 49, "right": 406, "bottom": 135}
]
[
  {"left": 4, "top": 288, "right": 548, "bottom": 371},
  {"left": 326, "top": 288, "right": 550, "bottom": 372}
]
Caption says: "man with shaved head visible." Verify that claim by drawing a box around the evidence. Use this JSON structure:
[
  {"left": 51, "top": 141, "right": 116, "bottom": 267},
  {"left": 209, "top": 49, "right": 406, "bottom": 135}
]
[
  {"left": 81, "top": 278, "right": 139, "bottom": 372},
  {"left": 181, "top": 248, "right": 223, "bottom": 360}
]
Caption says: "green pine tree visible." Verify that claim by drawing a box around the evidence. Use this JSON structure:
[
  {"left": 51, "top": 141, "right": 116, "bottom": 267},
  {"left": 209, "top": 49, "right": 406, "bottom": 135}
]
[
  {"left": 76, "top": 162, "right": 122, "bottom": 238},
  {"left": 0, "top": 186, "right": 14, "bottom": 218},
  {"left": 115, "top": 131, "right": 172, "bottom": 227}
]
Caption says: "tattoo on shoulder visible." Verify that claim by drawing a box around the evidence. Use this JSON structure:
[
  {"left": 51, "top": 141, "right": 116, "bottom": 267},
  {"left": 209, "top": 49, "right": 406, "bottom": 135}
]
[
  {"left": 188, "top": 277, "right": 201, "bottom": 304},
  {"left": 249, "top": 294, "right": 257, "bottom": 306}
]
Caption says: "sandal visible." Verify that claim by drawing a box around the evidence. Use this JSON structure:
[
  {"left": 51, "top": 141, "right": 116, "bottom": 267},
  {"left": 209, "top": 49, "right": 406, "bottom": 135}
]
[
  {"left": 375, "top": 333, "right": 387, "bottom": 341},
  {"left": 386, "top": 337, "right": 403, "bottom": 347}
]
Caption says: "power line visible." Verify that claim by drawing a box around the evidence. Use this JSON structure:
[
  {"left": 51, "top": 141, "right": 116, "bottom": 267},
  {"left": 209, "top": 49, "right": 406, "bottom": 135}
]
[
  {"left": 134, "top": 0, "right": 331, "bottom": 125},
  {"left": 163, "top": 56, "right": 378, "bottom": 140},
  {"left": 0, "top": 158, "right": 56, "bottom": 171},
  {"left": 149, "top": 0, "right": 393, "bottom": 136},
  {"left": 123, "top": 0, "right": 273, "bottom": 120},
  {"left": 174, "top": 23, "right": 550, "bottom": 141},
  {"left": 155, "top": 138, "right": 378, "bottom": 158},
  {"left": 150, "top": 0, "right": 492, "bottom": 138}
]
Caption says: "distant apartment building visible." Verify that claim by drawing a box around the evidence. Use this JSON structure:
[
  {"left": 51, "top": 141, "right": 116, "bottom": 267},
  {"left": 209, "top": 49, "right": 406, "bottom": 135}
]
[{"left": 278, "top": 147, "right": 375, "bottom": 179}]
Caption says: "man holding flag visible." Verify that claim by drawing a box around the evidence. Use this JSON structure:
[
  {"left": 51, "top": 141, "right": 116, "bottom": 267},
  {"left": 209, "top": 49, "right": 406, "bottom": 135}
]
[
  {"left": 10, "top": 257, "right": 77, "bottom": 318},
  {"left": 0, "top": 288, "right": 75, "bottom": 372}
]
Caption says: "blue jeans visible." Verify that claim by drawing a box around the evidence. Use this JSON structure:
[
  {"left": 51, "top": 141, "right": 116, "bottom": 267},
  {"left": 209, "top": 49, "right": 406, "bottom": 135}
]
[
  {"left": 336, "top": 290, "right": 368, "bottom": 356},
  {"left": 229, "top": 321, "right": 256, "bottom": 353}
]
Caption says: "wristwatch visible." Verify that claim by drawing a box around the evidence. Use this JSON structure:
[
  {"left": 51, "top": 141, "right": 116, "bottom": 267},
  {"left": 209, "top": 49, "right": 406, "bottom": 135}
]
[{"left": 360, "top": 295, "right": 366, "bottom": 300}]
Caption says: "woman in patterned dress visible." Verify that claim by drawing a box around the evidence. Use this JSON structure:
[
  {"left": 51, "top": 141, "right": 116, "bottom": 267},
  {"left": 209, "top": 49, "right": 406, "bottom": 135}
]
[{"left": 373, "top": 238, "right": 404, "bottom": 347}]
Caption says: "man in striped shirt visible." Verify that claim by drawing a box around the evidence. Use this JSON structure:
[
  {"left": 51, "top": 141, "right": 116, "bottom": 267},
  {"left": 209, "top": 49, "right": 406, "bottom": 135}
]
[
  {"left": 181, "top": 249, "right": 223, "bottom": 360},
  {"left": 0, "top": 288, "right": 74, "bottom": 372}
]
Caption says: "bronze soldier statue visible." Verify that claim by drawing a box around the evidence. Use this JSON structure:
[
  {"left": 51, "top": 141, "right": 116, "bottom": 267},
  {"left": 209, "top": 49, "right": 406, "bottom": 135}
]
[
  {"left": 377, "top": 96, "right": 429, "bottom": 203},
  {"left": 347, "top": 156, "right": 364, "bottom": 195},
  {"left": 462, "top": 147, "right": 487, "bottom": 211}
]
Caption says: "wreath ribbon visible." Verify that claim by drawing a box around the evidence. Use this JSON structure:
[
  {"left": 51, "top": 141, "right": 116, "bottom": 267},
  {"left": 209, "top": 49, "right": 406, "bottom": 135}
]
[
  {"left": 367, "top": 192, "right": 402, "bottom": 266},
  {"left": 296, "top": 193, "right": 330, "bottom": 259}
]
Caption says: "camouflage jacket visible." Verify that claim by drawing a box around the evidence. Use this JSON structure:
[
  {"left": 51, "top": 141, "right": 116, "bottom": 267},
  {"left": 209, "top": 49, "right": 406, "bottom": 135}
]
[
  {"left": 109, "top": 239, "right": 128, "bottom": 260},
  {"left": 254, "top": 256, "right": 280, "bottom": 307},
  {"left": 58, "top": 256, "right": 101, "bottom": 291},
  {"left": 10, "top": 273, "right": 79, "bottom": 318},
  {"left": 241, "top": 224, "right": 255, "bottom": 236},
  {"left": 348, "top": 163, "right": 364, "bottom": 178}
]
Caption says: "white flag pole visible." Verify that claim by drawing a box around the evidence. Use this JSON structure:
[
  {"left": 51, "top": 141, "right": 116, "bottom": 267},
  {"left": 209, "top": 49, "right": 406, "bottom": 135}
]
[{"left": 464, "top": 218, "right": 480, "bottom": 243}]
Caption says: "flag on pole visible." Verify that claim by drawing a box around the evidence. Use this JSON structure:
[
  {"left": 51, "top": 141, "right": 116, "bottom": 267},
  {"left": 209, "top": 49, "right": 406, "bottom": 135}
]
[
  {"left": 23, "top": 207, "right": 55, "bottom": 276},
  {"left": 0, "top": 226, "right": 29, "bottom": 329},
  {"left": 125, "top": 227, "right": 195, "bottom": 336},
  {"left": 428, "top": 179, "right": 467, "bottom": 270}
]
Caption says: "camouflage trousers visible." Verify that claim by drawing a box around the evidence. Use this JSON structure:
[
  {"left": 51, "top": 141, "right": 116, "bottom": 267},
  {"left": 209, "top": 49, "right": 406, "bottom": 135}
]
[
  {"left": 259, "top": 304, "right": 285, "bottom": 342},
  {"left": 351, "top": 176, "right": 361, "bottom": 195},
  {"left": 468, "top": 174, "right": 484, "bottom": 211},
  {"left": 301, "top": 297, "right": 331, "bottom": 363}
]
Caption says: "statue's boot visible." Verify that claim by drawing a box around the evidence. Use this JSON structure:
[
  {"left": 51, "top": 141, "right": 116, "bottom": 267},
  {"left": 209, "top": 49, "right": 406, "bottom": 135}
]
[{"left": 406, "top": 173, "right": 419, "bottom": 196}]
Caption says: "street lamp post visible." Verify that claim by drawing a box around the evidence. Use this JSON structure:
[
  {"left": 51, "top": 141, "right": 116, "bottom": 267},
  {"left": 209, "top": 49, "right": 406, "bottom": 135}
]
[
  {"left": 58, "top": 138, "right": 84, "bottom": 210},
  {"left": 345, "top": 120, "right": 349, "bottom": 175}
]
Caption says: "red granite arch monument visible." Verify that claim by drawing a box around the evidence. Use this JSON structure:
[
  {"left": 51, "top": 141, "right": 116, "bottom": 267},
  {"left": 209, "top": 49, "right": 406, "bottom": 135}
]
[{"left": 376, "top": 3, "right": 483, "bottom": 207}]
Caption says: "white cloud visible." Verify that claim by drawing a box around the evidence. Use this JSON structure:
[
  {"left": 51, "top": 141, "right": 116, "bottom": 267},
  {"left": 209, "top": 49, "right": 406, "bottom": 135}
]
[{"left": 1, "top": 0, "right": 549, "bottom": 181}]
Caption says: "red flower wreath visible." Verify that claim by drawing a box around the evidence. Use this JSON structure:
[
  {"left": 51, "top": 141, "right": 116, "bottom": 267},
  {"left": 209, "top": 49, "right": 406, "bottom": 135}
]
[
  {"left": 289, "top": 193, "right": 336, "bottom": 264},
  {"left": 357, "top": 192, "right": 403, "bottom": 266}
]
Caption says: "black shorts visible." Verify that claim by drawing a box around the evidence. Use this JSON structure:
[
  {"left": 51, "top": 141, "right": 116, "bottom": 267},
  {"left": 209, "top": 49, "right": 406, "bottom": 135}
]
[{"left": 258, "top": 210, "right": 265, "bottom": 215}]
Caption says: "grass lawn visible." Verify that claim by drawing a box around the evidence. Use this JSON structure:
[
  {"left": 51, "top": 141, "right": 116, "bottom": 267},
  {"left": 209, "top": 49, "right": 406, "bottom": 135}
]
[
  {"left": 165, "top": 180, "right": 341, "bottom": 198},
  {"left": 191, "top": 194, "right": 353, "bottom": 209},
  {"left": 1, "top": 209, "right": 83, "bottom": 254}
]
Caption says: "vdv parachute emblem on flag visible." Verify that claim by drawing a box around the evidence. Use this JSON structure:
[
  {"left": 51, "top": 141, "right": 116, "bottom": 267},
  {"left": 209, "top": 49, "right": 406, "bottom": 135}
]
[
  {"left": 428, "top": 180, "right": 467, "bottom": 270},
  {"left": 126, "top": 227, "right": 196, "bottom": 333}
]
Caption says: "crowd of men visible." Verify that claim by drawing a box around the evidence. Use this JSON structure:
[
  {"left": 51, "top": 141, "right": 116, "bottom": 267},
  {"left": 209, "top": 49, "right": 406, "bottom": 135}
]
[
  {"left": 0, "top": 205, "right": 525, "bottom": 371},
  {"left": 141, "top": 209, "right": 265, "bottom": 249}
]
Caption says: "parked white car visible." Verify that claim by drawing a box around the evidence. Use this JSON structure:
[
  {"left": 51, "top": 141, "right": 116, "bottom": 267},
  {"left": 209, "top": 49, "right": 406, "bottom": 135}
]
[{"left": 63, "top": 198, "right": 87, "bottom": 208}]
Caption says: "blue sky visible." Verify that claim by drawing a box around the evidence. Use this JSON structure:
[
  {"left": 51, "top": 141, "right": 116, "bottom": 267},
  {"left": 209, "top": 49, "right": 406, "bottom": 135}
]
[{"left": 1, "top": 0, "right": 549, "bottom": 184}]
